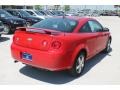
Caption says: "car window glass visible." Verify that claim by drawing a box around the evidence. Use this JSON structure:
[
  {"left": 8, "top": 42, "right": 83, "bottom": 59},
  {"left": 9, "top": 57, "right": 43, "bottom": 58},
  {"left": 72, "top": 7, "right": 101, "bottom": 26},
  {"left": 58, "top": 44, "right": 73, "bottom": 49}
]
[
  {"left": 32, "top": 18, "right": 77, "bottom": 32},
  {"left": 88, "top": 20, "right": 103, "bottom": 32},
  {"left": 35, "top": 11, "right": 43, "bottom": 15},
  {"left": 27, "top": 11, "right": 34, "bottom": 15},
  {"left": 19, "top": 10, "right": 31, "bottom": 17},
  {"left": 39, "top": 11, "right": 46, "bottom": 15},
  {"left": 12, "top": 11, "right": 19, "bottom": 16},
  {"left": 80, "top": 22, "right": 92, "bottom": 33},
  {"left": 0, "top": 10, "right": 13, "bottom": 18}
]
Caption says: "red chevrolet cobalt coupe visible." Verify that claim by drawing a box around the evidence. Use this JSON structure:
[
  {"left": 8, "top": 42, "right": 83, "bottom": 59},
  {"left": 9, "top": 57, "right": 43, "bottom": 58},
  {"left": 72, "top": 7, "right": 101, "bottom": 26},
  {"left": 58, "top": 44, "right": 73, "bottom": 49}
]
[{"left": 11, "top": 16, "right": 111, "bottom": 77}]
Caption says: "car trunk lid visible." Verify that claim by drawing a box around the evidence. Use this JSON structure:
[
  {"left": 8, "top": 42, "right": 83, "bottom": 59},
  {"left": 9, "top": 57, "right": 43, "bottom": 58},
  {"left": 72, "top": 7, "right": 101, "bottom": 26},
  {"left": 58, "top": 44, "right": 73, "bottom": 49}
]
[{"left": 14, "top": 27, "right": 64, "bottom": 51}]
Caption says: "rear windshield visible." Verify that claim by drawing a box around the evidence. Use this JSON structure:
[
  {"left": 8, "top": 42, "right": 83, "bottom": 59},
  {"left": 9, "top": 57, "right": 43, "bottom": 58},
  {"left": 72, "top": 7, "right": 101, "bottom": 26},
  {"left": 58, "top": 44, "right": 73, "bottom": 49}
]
[
  {"left": 32, "top": 18, "right": 77, "bottom": 32},
  {"left": 19, "top": 10, "right": 31, "bottom": 17}
]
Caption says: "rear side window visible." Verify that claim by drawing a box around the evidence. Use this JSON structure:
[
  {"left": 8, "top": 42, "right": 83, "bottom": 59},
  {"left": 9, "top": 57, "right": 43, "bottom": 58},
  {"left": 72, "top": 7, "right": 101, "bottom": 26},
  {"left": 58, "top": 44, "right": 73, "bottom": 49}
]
[
  {"left": 10, "top": 11, "right": 19, "bottom": 16},
  {"left": 88, "top": 20, "right": 103, "bottom": 32},
  {"left": 32, "top": 18, "right": 78, "bottom": 32},
  {"left": 80, "top": 22, "right": 92, "bottom": 33}
]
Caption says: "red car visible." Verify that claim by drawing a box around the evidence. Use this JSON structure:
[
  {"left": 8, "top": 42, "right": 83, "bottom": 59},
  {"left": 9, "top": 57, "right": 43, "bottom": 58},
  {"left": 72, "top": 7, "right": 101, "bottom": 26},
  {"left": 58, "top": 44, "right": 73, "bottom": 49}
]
[{"left": 11, "top": 16, "right": 111, "bottom": 77}]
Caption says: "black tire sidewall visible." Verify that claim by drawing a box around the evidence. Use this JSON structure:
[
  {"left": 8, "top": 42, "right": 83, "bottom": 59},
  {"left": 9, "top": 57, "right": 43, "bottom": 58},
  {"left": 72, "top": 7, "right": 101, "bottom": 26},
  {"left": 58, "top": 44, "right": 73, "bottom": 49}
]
[{"left": 104, "top": 39, "right": 111, "bottom": 53}]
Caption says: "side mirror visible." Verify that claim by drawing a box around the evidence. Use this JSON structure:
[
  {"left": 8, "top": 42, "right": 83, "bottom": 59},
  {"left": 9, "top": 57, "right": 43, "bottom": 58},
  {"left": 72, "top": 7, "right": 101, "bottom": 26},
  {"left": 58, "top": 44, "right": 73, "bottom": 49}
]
[{"left": 103, "top": 27, "right": 109, "bottom": 32}]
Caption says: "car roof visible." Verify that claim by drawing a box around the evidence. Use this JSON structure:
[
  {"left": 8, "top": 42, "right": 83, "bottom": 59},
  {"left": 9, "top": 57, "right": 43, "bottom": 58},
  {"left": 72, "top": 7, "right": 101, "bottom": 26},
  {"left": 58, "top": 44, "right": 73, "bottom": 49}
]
[
  {"left": 25, "top": 9, "right": 35, "bottom": 11},
  {"left": 5, "top": 9, "right": 24, "bottom": 11},
  {"left": 52, "top": 16, "right": 95, "bottom": 21}
]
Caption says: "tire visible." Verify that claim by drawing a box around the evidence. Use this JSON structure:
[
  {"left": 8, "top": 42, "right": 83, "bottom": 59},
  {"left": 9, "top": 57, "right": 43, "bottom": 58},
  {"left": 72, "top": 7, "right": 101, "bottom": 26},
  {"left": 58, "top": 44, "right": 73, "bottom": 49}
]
[
  {"left": 103, "top": 38, "right": 111, "bottom": 53},
  {"left": 69, "top": 52, "right": 85, "bottom": 77},
  {"left": 4, "top": 24, "right": 11, "bottom": 34},
  {"left": 0, "top": 34, "right": 1, "bottom": 39},
  {"left": 26, "top": 22, "right": 31, "bottom": 27}
]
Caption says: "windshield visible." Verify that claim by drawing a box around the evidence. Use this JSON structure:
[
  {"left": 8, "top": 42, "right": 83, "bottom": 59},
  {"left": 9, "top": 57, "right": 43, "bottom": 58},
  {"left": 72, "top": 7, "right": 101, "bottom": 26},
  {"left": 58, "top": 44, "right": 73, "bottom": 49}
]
[
  {"left": 39, "top": 11, "right": 47, "bottom": 15},
  {"left": 53, "top": 11, "right": 64, "bottom": 15},
  {"left": 45, "top": 11, "right": 53, "bottom": 15},
  {"left": 35, "top": 11, "right": 44, "bottom": 15},
  {"left": 19, "top": 10, "right": 31, "bottom": 17},
  {"left": 32, "top": 18, "right": 77, "bottom": 32},
  {"left": 0, "top": 10, "right": 13, "bottom": 18}
]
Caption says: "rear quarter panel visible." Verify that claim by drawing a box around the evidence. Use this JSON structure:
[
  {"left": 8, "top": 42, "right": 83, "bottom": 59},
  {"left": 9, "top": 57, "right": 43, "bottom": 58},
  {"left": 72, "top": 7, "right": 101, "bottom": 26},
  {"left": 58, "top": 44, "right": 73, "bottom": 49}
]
[{"left": 54, "top": 33, "right": 89, "bottom": 68}]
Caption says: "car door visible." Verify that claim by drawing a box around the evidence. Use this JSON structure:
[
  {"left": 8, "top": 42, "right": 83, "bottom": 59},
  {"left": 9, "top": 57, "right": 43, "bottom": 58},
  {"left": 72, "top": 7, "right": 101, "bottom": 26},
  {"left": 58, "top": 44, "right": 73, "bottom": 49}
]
[
  {"left": 88, "top": 20, "right": 108, "bottom": 53},
  {"left": 79, "top": 22, "right": 98, "bottom": 58},
  {"left": 11, "top": 11, "right": 21, "bottom": 18}
]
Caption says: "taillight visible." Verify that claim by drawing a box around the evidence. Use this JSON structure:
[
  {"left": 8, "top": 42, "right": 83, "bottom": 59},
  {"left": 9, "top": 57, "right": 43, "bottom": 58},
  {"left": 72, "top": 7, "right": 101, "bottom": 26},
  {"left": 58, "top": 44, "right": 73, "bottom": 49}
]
[
  {"left": 51, "top": 41, "right": 61, "bottom": 49},
  {"left": 13, "top": 36, "right": 19, "bottom": 43}
]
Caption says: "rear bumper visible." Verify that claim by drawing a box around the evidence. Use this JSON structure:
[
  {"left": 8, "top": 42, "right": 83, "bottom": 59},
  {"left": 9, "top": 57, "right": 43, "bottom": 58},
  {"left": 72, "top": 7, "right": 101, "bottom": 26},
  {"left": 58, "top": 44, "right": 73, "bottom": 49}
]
[{"left": 11, "top": 43, "right": 72, "bottom": 71}]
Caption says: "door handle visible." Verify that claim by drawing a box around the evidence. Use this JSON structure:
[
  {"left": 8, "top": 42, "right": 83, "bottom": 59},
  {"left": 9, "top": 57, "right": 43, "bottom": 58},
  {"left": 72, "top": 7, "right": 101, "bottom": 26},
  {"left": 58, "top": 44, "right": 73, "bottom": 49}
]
[{"left": 104, "top": 34, "right": 107, "bottom": 36}]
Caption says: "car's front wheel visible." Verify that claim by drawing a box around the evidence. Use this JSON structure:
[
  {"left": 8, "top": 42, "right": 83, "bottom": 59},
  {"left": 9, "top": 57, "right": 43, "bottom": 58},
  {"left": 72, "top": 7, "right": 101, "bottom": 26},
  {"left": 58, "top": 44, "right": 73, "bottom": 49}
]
[
  {"left": 69, "top": 52, "right": 85, "bottom": 77},
  {"left": 103, "top": 38, "right": 111, "bottom": 53}
]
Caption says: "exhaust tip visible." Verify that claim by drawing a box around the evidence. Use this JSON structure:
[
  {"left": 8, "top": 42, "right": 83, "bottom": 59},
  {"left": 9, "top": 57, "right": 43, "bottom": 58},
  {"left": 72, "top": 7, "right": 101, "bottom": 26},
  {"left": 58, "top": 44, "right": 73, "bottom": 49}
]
[{"left": 14, "top": 60, "right": 18, "bottom": 63}]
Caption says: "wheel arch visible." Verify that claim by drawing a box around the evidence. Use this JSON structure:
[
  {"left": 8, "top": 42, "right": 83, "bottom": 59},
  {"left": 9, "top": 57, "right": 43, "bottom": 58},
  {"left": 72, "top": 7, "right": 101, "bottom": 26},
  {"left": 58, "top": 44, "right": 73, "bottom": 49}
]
[{"left": 69, "top": 44, "right": 88, "bottom": 68}]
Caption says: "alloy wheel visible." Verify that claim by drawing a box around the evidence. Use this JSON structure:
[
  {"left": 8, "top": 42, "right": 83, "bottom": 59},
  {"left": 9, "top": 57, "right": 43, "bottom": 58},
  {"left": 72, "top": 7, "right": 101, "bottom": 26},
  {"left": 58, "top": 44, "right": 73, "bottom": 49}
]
[
  {"left": 76, "top": 54, "right": 85, "bottom": 74},
  {"left": 4, "top": 25, "right": 10, "bottom": 34}
]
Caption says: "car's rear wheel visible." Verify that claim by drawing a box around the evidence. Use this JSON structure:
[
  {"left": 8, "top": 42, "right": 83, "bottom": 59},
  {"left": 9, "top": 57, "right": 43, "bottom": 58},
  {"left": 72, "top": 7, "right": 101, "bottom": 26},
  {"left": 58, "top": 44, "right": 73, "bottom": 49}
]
[
  {"left": 69, "top": 52, "right": 85, "bottom": 77},
  {"left": 4, "top": 24, "right": 11, "bottom": 34},
  {"left": 103, "top": 38, "right": 111, "bottom": 53}
]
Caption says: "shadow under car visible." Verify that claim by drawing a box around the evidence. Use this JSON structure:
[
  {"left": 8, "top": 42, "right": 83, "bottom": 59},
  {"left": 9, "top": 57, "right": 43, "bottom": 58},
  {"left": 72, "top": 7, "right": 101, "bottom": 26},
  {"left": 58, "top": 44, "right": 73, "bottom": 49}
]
[
  {"left": 0, "top": 36, "right": 10, "bottom": 42},
  {"left": 19, "top": 48, "right": 112, "bottom": 84}
]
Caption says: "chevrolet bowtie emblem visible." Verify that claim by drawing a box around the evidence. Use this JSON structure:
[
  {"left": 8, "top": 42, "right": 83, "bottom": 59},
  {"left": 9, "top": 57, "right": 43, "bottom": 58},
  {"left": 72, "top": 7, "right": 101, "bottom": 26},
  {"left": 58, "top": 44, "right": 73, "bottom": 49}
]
[{"left": 27, "top": 38, "right": 32, "bottom": 41}]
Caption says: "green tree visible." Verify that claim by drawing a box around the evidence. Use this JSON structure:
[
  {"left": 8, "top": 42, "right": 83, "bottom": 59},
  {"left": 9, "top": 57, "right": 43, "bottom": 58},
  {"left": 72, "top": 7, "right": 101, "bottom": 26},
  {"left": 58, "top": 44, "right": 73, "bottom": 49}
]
[{"left": 64, "top": 5, "right": 70, "bottom": 11}]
